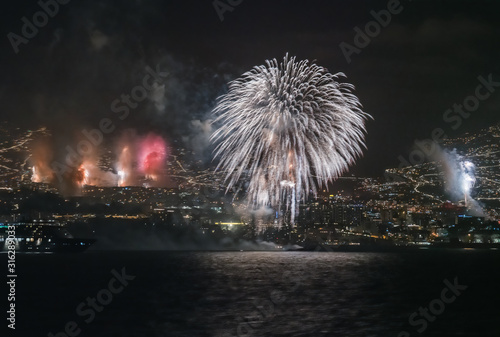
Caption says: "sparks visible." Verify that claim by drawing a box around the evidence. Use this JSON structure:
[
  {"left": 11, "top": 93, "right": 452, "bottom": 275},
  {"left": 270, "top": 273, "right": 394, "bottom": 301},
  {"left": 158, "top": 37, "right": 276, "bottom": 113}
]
[{"left": 211, "top": 54, "right": 371, "bottom": 224}]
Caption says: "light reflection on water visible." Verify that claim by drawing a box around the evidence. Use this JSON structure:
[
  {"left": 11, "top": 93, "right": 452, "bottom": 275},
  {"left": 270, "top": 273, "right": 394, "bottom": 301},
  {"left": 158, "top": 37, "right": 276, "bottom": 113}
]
[{"left": 14, "top": 250, "right": 500, "bottom": 336}]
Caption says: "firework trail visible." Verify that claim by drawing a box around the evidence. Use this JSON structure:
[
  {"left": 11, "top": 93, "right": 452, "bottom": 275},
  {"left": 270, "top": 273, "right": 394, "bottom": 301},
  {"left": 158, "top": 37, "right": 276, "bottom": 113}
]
[
  {"left": 211, "top": 54, "right": 371, "bottom": 224},
  {"left": 461, "top": 160, "right": 476, "bottom": 206},
  {"left": 117, "top": 146, "right": 134, "bottom": 186},
  {"left": 30, "top": 136, "right": 55, "bottom": 184},
  {"left": 459, "top": 160, "right": 486, "bottom": 217},
  {"left": 434, "top": 148, "right": 486, "bottom": 216}
]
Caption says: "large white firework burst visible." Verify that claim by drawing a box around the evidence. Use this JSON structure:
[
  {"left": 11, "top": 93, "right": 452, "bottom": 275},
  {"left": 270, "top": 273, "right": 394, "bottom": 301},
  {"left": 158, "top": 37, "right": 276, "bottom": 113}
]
[{"left": 211, "top": 54, "right": 371, "bottom": 224}]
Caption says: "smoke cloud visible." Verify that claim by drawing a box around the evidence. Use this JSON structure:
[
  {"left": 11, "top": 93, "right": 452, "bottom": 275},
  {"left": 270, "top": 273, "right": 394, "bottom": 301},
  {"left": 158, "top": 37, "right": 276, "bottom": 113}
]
[{"left": 432, "top": 146, "right": 486, "bottom": 217}]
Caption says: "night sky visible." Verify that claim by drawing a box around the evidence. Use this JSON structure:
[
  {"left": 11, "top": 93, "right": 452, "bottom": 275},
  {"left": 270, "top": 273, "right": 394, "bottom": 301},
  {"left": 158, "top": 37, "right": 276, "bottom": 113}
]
[{"left": 1, "top": 0, "right": 499, "bottom": 176}]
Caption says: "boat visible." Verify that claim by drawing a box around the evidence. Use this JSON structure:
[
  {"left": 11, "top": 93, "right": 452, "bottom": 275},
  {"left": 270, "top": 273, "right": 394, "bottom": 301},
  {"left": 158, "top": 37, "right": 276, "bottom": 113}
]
[{"left": 0, "top": 220, "right": 96, "bottom": 253}]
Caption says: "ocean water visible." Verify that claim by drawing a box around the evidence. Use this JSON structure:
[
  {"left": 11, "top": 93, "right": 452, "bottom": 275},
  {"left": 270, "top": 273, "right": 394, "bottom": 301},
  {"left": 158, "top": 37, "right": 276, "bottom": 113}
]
[{"left": 8, "top": 250, "right": 500, "bottom": 337}]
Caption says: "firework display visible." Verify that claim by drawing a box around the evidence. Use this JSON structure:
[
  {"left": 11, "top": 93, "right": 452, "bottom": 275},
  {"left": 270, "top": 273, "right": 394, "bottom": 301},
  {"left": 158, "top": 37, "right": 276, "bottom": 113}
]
[
  {"left": 28, "top": 131, "right": 169, "bottom": 193},
  {"left": 211, "top": 54, "right": 371, "bottom": 223},
  {"left": 138, "top": 133, "right": 167, "bottom": 182}
]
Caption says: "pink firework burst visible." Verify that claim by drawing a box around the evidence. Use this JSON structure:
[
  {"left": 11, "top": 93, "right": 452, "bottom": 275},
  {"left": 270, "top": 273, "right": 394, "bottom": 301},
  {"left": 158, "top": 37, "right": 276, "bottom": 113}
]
[{"left": 138, "top": 133, "right": 167, "bottom": 180}]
